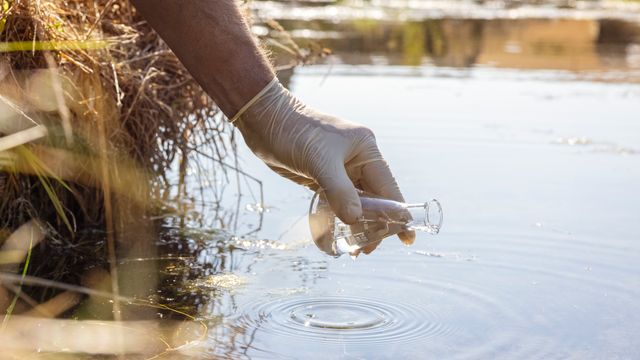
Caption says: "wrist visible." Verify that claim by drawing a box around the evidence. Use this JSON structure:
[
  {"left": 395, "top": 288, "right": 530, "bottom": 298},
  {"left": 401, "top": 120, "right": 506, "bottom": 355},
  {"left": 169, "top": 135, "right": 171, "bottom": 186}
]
[
  {"left": 222, "top": 70, "right": 274, "bottom": 117},
  {"left": 231, "top": 77, "right": 304, "bottom": 133},
  {"left": 230, "top": 77, "right": 279, "bottom": 125}
]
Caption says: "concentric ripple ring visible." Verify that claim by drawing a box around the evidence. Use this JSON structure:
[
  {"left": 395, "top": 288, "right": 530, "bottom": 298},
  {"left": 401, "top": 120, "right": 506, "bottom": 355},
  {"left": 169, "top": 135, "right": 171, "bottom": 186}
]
[{"left": 236, "top": 295, "right": 455, "bottom": 344}]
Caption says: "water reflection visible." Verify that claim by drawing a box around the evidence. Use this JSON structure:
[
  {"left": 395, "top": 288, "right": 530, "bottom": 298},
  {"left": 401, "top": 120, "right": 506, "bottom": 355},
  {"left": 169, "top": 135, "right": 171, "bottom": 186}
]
[
  {"left": 193, "top": 55, "right": 640, "bottom": 357},
  {"left": 269, "top": 18, "right": 640, "bottom": 76},
  {"left": 161, "top": 11, "right": 640, "bottom": 358}
]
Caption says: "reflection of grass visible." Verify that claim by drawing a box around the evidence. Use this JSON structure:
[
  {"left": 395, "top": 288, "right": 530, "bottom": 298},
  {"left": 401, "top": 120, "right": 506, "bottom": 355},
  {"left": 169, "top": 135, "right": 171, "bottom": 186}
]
[
  {"left": 402, "top": 22, "right": 426, "bottom": 66},
  {"left": 425, "top": 20, "right": 445, "bottom": 57}
]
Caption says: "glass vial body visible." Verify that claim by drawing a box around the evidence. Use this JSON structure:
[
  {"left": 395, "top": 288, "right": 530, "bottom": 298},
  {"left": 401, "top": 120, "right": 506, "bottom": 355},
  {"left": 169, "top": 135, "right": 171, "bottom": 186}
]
[{"left": 309, "top": 191, "right": 443, "bottom": 257}]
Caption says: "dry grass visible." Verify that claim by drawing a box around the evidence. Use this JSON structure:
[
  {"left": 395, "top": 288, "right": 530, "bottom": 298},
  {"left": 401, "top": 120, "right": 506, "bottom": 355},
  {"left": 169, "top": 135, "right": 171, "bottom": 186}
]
[
  {"left": 0, "top": 0, "right": 328, "bottom": 356},
  {"left": 0, "top": 0, "right": 233, "bottom": 229}
]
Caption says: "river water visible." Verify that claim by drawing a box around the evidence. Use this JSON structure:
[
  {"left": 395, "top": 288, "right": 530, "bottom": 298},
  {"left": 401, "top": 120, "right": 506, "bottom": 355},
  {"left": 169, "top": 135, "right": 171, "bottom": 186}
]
[{"left": 163, "top": 3, "right": 640, "bottom": 359}]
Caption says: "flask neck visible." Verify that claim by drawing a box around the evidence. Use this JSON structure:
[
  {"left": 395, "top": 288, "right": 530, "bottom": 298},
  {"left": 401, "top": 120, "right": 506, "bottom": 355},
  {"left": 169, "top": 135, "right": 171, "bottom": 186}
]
[{"left": 359, "top": 197, "right": 442, "bottom": 234}]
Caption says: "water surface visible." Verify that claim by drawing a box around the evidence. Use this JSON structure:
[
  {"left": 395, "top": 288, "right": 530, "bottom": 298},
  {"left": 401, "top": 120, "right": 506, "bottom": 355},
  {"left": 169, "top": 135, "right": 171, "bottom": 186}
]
[{"left": 170, "top": 5, "right": 640, "bottom": 359}]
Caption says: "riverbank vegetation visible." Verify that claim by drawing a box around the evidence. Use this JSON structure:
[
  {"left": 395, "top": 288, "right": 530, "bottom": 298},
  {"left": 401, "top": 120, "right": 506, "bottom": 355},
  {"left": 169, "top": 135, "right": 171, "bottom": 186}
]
[{"left": 0, "top": 0, "right": 324, "bottom": 356}]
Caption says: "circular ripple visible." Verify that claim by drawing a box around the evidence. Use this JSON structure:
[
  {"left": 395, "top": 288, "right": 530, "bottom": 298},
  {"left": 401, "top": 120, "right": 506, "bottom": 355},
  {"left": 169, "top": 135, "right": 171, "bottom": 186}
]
[
  {"left": 289, "top": 301, "right": 386, "bottom": 329},
  {"left": 218, "top": 231, "right": 640, "bottom": 359},
  {"left": 236, "top": 296, "right": 454, "bottom": 345}
]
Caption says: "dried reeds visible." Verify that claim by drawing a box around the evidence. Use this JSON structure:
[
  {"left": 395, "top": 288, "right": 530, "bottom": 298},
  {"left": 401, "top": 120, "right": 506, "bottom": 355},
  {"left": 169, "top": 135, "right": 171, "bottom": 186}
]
[
  {"left": 0, "top": 0, "right": 237, "bottom": 355},
  {"left": 0, "top": 0, "right": 327, "bottom": 356},
  {"left": 0, "top": 0, "right": 235, "bottom": 226}
]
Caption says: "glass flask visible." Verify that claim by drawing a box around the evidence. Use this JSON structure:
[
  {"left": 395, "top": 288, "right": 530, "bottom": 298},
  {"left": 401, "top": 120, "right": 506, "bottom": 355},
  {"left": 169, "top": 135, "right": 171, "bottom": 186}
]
[{"left": 308, "top": 191, "right": 443, "bottom": 257}]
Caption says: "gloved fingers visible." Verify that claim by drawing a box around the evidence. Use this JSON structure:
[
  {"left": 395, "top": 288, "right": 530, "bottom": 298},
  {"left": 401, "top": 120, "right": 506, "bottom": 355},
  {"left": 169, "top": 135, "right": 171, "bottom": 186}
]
[
  {"left": 349, "top": 241, "right": 378, "bottom": 258},
  {"left": 397, "top": 231, "right": 416, "bottom": 246},
  {"left": 359, "top": 241, "right": 380, "bottom": 255},
  {"left": 315, "top": 161, "right": 362, "bottom": 225},
  {"left": 359, "top": 158, "right": 403, "bottom": 201},
  {"left": 266, "top": 164, "right": 316, "bottom": 189},
  {"left": 360, "top": 159, "right": 416, "bottom": 245}
]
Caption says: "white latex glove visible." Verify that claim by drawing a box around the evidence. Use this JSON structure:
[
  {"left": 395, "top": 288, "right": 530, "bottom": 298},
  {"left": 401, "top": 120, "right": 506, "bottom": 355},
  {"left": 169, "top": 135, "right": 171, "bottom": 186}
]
[{"left": 232, "top": 78, "right": 415, "bottom": 245}]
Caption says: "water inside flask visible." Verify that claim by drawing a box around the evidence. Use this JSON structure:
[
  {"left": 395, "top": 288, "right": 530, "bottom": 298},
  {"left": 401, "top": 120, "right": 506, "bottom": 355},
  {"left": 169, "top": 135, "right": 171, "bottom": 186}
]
[{"left": 308, "top": 191, "right": 443, "bottom": 257}]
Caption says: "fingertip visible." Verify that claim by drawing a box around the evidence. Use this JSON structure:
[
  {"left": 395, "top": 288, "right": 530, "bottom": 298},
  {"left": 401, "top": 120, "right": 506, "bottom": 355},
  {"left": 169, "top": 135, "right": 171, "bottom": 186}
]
[
  {"left": 361, "top": 160, "right": 405, "bottom": 203},
  {"left": 316, "top": 163, "right": 362, "bottom": 225},
  {"left": 398, "top": 230, "right": 416, "bottom": 245},
  {"left": 335, "top": 197, "right": 362, "bottom": 225},
  {"left": 361, "top": 242, "right": 379, "bottom": 255}
]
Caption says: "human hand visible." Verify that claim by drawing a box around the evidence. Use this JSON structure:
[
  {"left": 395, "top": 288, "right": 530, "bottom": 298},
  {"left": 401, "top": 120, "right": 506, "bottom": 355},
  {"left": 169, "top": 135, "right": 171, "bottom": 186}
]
[{"left": 232, "top": 78, "right": 415, "bottom": 246}]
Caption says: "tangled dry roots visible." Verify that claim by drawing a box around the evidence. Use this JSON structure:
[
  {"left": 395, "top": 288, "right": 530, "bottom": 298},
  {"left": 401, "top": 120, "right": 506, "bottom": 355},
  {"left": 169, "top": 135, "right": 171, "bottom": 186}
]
[
  {"left": 0, "top": 0, "right": 244, "bottom": 301},
  {"left": 0, "top": 0, "right": 235, "bottom": 232},
  {"left": 0, "top": 0, "right": 326, "bottom": 322}
]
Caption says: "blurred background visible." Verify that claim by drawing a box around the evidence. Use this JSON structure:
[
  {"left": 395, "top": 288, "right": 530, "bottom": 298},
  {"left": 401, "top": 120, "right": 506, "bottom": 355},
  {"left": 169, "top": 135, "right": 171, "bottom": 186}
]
[{"left": 259, "top": 0, "right": 640, "bottom": 81}]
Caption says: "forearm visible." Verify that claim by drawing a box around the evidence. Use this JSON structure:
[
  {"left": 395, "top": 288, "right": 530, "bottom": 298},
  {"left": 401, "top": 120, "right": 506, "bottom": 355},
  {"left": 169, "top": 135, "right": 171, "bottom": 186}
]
[{"left": 130, "top": 0, "right": 275, "bottom": 117}]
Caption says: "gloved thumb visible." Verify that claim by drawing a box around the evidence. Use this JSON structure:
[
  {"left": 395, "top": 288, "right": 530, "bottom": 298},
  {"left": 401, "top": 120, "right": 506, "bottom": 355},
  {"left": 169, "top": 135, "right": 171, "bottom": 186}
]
[
  {"left": 361, "top": 159, "right": 417, "bottom": 245},
  {"left": 316, "top": 162, "right": 362, "bottom": 225}
]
